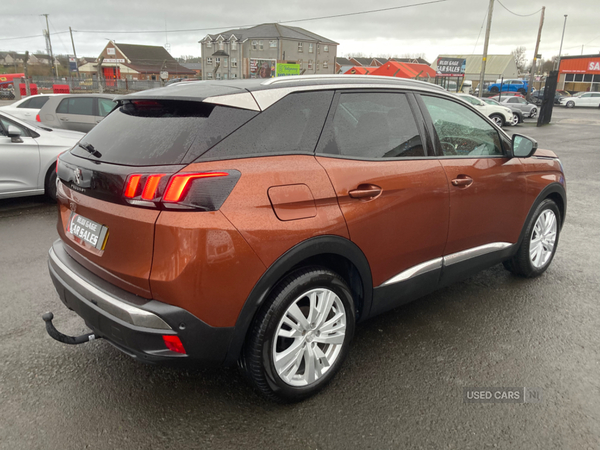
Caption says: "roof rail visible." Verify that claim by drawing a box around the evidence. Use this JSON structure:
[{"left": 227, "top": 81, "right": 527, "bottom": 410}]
[{"left": 261, "top": 74, "right": 445, "bottom": 90}]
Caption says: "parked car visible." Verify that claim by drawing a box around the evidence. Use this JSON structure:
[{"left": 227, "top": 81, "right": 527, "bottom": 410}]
[
  {"left": 0, "top": 111, "right": 83, "bottom": 200},
  {"left": 0, "top": 94, "right": 58, "bottom": 121},
  {"left": 165, "top": 77, "right": 200, "bottom": 86},
  {"left": 490, "top": 92, "right": 525, "bottom": 100},
  {"left": 45, "top": 76, "right": 566, "bottom": 402},
  {"left": 481, "top": 97, "right": 523, "bottom": 126},
  {"left": 559, "top": 92, "right": 600, "bottom": 108},
  {"left": 488, "top": 79, "right": 529, "bottom": 94},
  {"left": 37, "top": 94, "right": 118, "bottom": 133},
  {"left": 455, "top": 93, "right": 513, "bottom": 127},
  {"left": 531, "top": 89, "right": 570, "bottom": 105},
  {"left": 496, "top": 96, "right": 538, "bottom": 118}
]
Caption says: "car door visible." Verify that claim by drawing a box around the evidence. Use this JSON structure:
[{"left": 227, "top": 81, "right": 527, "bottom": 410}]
[
  {"left": 0, "top": 114, "right": 40, "bottom": 196},
  {"left": 54, "top": 97, "right": 96, "bottom": 132},
  {"left": 315, "top": 91, "right": 450, "bottom": 316},
  {"left": 417, "top": 94, "right": 527, "bottom": 281}
]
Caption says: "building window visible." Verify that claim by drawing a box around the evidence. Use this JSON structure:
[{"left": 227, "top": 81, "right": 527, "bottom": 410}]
[
  {"left": 565, "top": 74, "right": 574, "bottom": 82},
  {"left": 309, "top": 43, "right": 313, "bottom": 53},
  {"left": 231, "top": 40, "right": 237, "bottom": 50},
  {"left": 269, "top": 40, "right": 277, "bottom": 48},
  {"left": 223, "top": 74, "right": 228, "bottom": 80},
  {"left": 324, "top": 45, "right": 329, "bottom": 52},
  {"left": 259, "top": 41, "right": 264, "bottom": 50},
  {"left": 206, "top": 57, "right": 213, "bottom": 65},
  {"left": 323, "top": 61, "right": 328, "bottom": 69},
  {"left": 216, "top": 73, "right": 222, "bottom": 80},
  {"left": 207, "top": 72, "right": 213, "bottom": 79},
  {"left": 583, "top": 74, "right": 593, "bottom": 82},
  {"left": 308, "top": 60, "right": 313, "bottom": 69},
  {"left": 231, "top": 73, "right": 237, "bottom": 79},
  {"left": 252, "top": 40, "right": 257, "bottom": 50},
  {"left": 231, "top": 58, "right": 237, "bottom": 67},
  {"left": 215, "top": 57, "right": 221, "bottom": 65},
  {"left": 574, "top": 74, "right": 583, "bottom": 82},
  {"left": 224, "top": 58, "right": 228, "bottom": 67},
  {"left": 206, "top": 41, "right": 212, "bottom": 48},
  {"left": 298, "top": 42, "right": 303, "bottom": 52},
  {"left": 219, "top": 41, "right": 224, "bottom": 50}
]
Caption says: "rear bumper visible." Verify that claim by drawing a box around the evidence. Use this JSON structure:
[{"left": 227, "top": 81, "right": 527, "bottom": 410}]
[{"left": 48, "top": 239, "right": 234, "bottom": 365}]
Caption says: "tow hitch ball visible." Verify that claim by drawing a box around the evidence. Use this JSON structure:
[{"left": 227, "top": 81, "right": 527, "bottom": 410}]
[{"left": 42, "top": 312, "right": 101, "bottom": 345}]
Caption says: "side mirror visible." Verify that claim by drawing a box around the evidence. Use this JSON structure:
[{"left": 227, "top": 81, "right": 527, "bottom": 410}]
[
  {"left": 7, "top": 125, "right": 23, "bottom": 143},
  {"left": 512, "top": 134, "right": 538, "bottom": 158}
]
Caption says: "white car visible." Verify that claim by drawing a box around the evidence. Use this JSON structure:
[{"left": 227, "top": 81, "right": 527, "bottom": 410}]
[
  {"left": 0, "top": 111, "right": 84, "bottom": 200},
  {"left": 0, "top": 94, "right": 59, "bottom": 121},
  {"left": 559, "top": 92, "right": 600, "bottom": 108},
  {"left": 455, "top": 94, "right": 513, "bottom": 127}
]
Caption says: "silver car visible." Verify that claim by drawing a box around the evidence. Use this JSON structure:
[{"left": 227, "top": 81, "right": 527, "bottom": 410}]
[
  {"left": 37, "top": 94, "right": 117, "bottom": 133},
  {"left": 496, "top": 96, "right": 538, "bottom": 118},
  {"left": 0, "top": 112, "right": 84, "bottom": 200}
]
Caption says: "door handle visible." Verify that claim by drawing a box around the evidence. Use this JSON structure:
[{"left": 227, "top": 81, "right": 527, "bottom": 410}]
[
  {"left": 59, "top": 117, "right": 69, "bottom": 122},
  {"left": 348, "top": 184, "right": 382, "bottom": 200},
  {"left": 451, "top": 176, "right": 473, "bottom": 187}
]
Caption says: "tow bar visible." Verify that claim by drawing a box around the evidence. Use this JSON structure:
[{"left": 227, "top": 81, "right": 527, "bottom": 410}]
[{"left": 42, "top": 312, "right": 101, "bottom": 345}]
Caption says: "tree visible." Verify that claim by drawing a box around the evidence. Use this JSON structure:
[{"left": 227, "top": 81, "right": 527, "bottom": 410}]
[{"left": 512, "top": 46, "right": 527, "bottom": 73}]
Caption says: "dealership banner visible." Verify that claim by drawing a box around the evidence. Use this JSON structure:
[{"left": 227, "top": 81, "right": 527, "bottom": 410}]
[
  {"left": 436, "top": 58, "right": 466, "bottom": 77},
  {"left": 276, "top": 64, "right": 300, "bottom": 77},
  {"left": 250, "top": 59, "right": 277, "bottom": 78}
]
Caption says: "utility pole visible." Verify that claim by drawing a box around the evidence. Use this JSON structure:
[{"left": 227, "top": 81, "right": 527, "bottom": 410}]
[
  {"left": 555, "top": 15, "right": 568, "bottom": 71},
  {"left": 527, "top": 6, "right": 545, "bottom": 100},
  {"left": 69, "top": 27, "right": 81, "bottom": 79},
  {"left": 478, "top": 0, "right": 495, "bottom": 97},
  {"left": 42, "top": 14, "right": 59, "bottom": 78}
]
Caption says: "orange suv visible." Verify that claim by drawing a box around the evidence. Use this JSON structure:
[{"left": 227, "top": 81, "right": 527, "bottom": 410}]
[{"left": 46, "top": 76, "right": 566, "bottom": 401}]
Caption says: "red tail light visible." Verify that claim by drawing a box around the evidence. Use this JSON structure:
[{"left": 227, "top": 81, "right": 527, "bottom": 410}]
[
  {"left": 163, "top": 172, "right": 228, "bottom": 203},
  {"left": 162, "top": 335, "right": 186, "bottom": 354},
  {"left": 36, "top": 114, "right": 41, "bottom": 122},
  {"left": 124, "top": 174, "right": 141, "bottom": 198},
  {"left": 141, "top": 174, "right": 165, "bottom": 200}
]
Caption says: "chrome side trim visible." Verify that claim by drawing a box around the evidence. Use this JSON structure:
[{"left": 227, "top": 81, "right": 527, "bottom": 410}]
[
  {"left": 443, "top": 242, "right": 513, "bottom": 266},
  {"left": 251, "top": 83, "right": 445, "bottom": 110},
  {"left": 378, "top": 242, "right": 514, "bottom": 287},
  {"left": 49, "top": 248, "right": 171, "bottom": 330},
  {"left": 381, "top": 258, "right": 443, "bottom": 287},
  {"left": 203, "top": 92, "right": 261, "bottom": 111}
]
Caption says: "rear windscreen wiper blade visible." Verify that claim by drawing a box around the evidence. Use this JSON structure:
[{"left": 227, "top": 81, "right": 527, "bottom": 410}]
[{"left": 78, "top": 142, "right": 102, "bottom": 158}]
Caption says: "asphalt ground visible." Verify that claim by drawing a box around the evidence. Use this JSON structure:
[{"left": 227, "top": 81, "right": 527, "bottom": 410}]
[{"left": 0, "top": 106, "right": 599, "bottom": 450}]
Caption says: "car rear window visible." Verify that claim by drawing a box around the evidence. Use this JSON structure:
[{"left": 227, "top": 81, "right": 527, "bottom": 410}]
[{"left": 70, "top": 100, "right": 257, "bottom": 166}]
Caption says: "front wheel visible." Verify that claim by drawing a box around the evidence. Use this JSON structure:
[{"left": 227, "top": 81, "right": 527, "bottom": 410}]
[
  {"left": 489, "top": 113, "right": 504, "bottom": 127},
  {"left": 530, "top": 107, "right": 537, "bottom": 118},
  {"left": 510, "top": 113, "right": 520, "bottom": 126},
  {"left": 490, "top": 86, "right": 499, "bottom": 94},
  {"left": 240, "top": 267, "right": 356, "bottom": 402},
  {"left": 566, "top": 100, "right": 575, "bottom": 108},
  {"left": 518, "top": 88, "right": 527, "bottom": 94},
  {"left": 503, "top": 199, "right": 560, "bottom": 277}
]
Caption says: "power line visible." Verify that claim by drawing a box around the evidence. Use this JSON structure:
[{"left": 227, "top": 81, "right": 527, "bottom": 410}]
[
  {"left": 471, "top": 8, "right": 488, "bottom": 54},
  {"left": 0, "top": 31, "right": 69, "bottom": 41},
  {"left": 495, "top": 0, "right": 542, "bottom": 18},
  {"left": 71, "top": 0, "right": 448, "bottom": 34}
]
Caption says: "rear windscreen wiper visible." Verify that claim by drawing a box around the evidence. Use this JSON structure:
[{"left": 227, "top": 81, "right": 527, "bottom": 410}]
[{"left": 78, "top": 142, "right": 102, "bottom": 158}]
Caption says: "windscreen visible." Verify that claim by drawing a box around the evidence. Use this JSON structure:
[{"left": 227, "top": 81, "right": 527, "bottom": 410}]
[{"left": 70, "top": 100, "right": 257, "bottom": 166}]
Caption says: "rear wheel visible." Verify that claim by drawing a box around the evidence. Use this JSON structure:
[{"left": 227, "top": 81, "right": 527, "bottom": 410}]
[
  {"left": 240, "top": 267, "right": 355, "bottom": 402},
  {"left": 503, "top": 199, "right": 560, "bottom": 277},
  {"left": 530, "top": 107, "right": 538, "bottom": 118},
  {"left": 518, "top": 88, "right": 527, "bottom": 94},
  {"left": 489, "top": 113, "right": 504, "bottom": 127},
  {"left": 566, "top": 100, "right": 575, "bottom": 108},
  {"left": 510, "top": 113, "right": 520, "bottom": 126},
  {"left": 45, "top": 167, "right": 57, "bottom": 201},
  {"left": 490, "top": 86, "right": 499, "bottom": 94}
]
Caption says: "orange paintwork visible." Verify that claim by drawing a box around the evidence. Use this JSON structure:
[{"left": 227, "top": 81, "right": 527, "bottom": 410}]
[
  {"left": 316, "top": 156, "right": 450, "bottom": 287},
  {"left": 150, "top": 210, "right": 266, "bottom": 327},
  {"left": 56, "top": 181, "right": 159, "bottom": 298},
  {"left": 439, "top": 157, "right": 527, "bottom": 255},
  {"left": 268, "top": 184, "right": 317, "bottom": 221}
]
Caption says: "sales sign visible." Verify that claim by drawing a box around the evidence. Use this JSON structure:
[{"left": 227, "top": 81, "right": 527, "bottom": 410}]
[{"left": 436, "top": 58, "right": 466, "bottom": 77}]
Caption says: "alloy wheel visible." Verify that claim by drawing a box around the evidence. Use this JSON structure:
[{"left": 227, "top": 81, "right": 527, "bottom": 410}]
[
  {"left": 530, "top": 209, "right": 557, "bottom": 269},
  {"left": 273, "top": 288, "right": 347, "bottom": 387},
  {"left": 510, "top": 113, "right": 519, "bottom": 126}
]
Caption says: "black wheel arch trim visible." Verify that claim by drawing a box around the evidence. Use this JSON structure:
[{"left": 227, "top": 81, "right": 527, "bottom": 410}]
[
  {"left": 515, "top": 182, "right": 566, "bottom": 249},
  {"left": 223, "top": 235, "right": 373, "bottom": 366}
]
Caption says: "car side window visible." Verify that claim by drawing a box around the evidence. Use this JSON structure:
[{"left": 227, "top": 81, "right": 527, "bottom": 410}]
[
  {"left": 421, "top": 95, "right": 503, "bottom": 157},
  {"left": 200, "top": 91, "right": 334, "bottom": 160},
  {"left": 17, "top": 99, "right": 32, "bottom": 109},
  {"left": 26, "top": 96, "right": 50, "bottom": 109},
  {"left": 98, "top": 98, "right": 117, "bottom": 117},
  {"left": 57, "top": 97, "right": 94, "bottom": 115},
  {"left": 507, "top": 98, "right": 518, "bottom": 103},
  {"left": 316, "top": 92, "right": 426, "bottom": 158}
]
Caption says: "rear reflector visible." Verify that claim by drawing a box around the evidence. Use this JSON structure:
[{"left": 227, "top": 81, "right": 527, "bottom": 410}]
[
  {"left": 141, "top": 174, "right": 164, "bottom": 200},
  {"left": 162, "top": 335, "right": 186, "bottom": 354},
  {"left": 163, "top": 172, "right": 229, "bottom": 203},
  {"left": 124, "top": 174, "right": 142, "bottom": 198},
  {"left": 36, "top": 114, "right": 41, "bottom": 122}
]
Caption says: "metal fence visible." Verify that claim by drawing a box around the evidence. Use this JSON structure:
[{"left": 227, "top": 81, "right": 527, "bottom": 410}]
[{"left": 29, "top": 77, "right": 163, "bottom": 94}]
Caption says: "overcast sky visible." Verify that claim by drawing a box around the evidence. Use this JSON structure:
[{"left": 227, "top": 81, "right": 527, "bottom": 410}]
[{"left": 3, "top": 0, "right": 598, "bottom": 64}]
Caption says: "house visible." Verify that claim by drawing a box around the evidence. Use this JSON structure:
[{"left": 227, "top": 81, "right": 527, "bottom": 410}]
[
  {"left": 371, "top": 60, "right": 436, "bottom": 80},
  {"left": 182, "top": 63, "right": 202, "bottom": 77},
  {"left": 92, "top": 41, "right": 195, "bottom": 81},
  {"left": 335, "top": 57, "right": 354, "bottom": 74},
  {"left": 199, "top": 23, "right": 338, "bottom": 80},
  {"left": 431, "top": 54, "right": 518, "bottom": 85},
  {"left": 348, "top": 57, "right": 384, "bottom": 67},
  {"left": 344, "top": 66, "right": 375, "bottom": 75}
]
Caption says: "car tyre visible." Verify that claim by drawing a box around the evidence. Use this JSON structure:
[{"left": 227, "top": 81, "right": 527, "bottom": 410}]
[
  {"left": 45, "top": 168, "right": 58, "bottom": 201},
  {"left": 518, "top": 88, "right": 527, "bottom": 94},
  {"left": 490, "top": 86, "right": 499, "bottom": 94},
  {"left": 503, "top": 199, "right": 560, "bottom": 278},
  {"left": 240, "top": 267, "right": 356, "bottom": 402},
  {"left": 489, "top": 113, "right": 504, "bottom": 127},
  {"left": 566, "top": 100, "right": 575, "bottom": 108},
  {"left": 530, "top": 108, "right": 537, "bottom": 118},
  {"left": 510, "top": 113, "right": 520, "bottom": 126}
]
